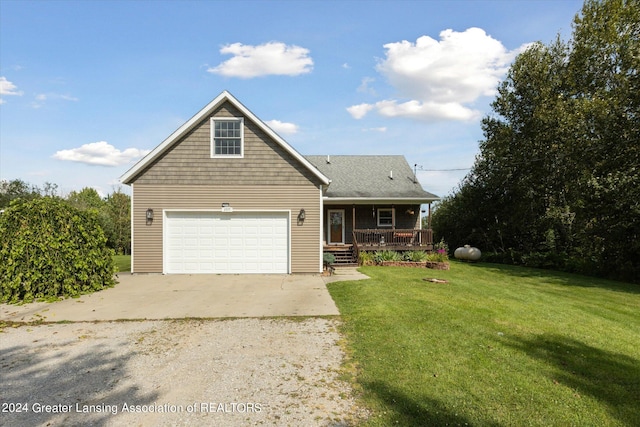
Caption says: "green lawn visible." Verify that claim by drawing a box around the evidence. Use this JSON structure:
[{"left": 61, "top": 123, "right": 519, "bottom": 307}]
[
  {"left": 113, "top": 254, "right": 131, "bottom": 272},
  {"left": 328, "top": 263, "right": 640, "bottom": 426}
]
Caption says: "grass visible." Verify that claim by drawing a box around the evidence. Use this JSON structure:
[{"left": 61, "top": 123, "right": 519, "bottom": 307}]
[
  {"left": 327, "top": 262, "right": 640, "bottom": 426},
  {"left": 113, "top": 254, "right": 131, "bottom": 272}
]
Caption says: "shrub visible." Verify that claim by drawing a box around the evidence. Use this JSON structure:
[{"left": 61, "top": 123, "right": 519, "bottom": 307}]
[
  {"left": 403, "top": 251, "right": 428, "bottom": 262},
  {"left": 483, "top": 250, "right": 522, "bottom": 265},
  {"left": 0, "top": 197, "right": 116, "bottom": 303},
  {"left": 521, "top": 251, "right": 568, "bottom": 270},
  {"left": 358, "top": 251, "right": 375, "bottom": 266},
  {"left": 426, "top": 238, "right": 450, "bottom": 263},
  {"left": 425, "top": 252, "right": 448, "bottom": 263},
  {"left": 323, "top": 252, "right": 336, "bottom": 268},
  {"left": 374, "top": 250, "right": 402, "bottom": 264},
  {"left": 434, "top": 238, "right": 450, "bottom": 257}
]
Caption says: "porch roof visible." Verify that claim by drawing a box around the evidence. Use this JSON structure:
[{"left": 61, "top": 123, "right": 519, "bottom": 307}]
[{"left": 306, "top": 155, "right": 439, "bottom": 203}]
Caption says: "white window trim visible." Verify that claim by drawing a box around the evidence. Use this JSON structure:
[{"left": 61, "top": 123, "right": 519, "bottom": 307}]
[
  {"left": 377, "top": 208, "right": 394, "bottom": 227},
  {"left": 210, "top": 117, "right": 244, "bottom": 158}
]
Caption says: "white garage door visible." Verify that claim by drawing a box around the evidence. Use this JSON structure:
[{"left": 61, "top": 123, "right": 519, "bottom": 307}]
[{"left": 165, "top": 211, "right": 289, "bottom": 274}]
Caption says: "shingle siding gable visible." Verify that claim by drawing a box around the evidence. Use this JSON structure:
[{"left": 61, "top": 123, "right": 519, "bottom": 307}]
[{"left": 132, "top": 101, "right": 321, "bottom": 186}]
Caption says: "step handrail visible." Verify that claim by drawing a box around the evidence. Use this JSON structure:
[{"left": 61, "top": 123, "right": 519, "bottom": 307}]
[{"left": 352, "top": 231, "right": 360, "bottom": 263}]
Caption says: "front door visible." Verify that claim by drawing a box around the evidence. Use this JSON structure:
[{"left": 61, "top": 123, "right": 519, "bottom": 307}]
[{"left": 327, "top": 209, "right": 345, "bottom": 245}]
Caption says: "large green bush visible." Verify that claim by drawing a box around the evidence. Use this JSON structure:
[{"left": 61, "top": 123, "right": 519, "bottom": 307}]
[{"left": 0, "top": 197, "right": 116, "bottom": 303}]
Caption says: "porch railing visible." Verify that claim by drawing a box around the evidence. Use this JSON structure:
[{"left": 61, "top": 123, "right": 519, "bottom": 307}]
[{"left": 352, "top": 229, "right": 434, "bottom": 252}]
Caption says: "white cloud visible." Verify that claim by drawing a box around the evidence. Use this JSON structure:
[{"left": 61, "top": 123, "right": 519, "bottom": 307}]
[
  {"left": 374, "top": 99, "right": 479, "bottom": 121},
  {"left": 0, "top": 76, "right": 23, "bottom": 104},
  {"left": 346, "top": 103, "right": 375, "bottom": 119},
  {"left": 37, "top": 93, "right": 78, "bottom": 102},
  {"left": 264, "top": 119, "right": 299, "bottom": 135},
  {"left": 357, "top": 77, "right": 376, "bottom": 95},
  {"left": 208, "top": 42, "right": 313, "bottom": 78},
  {"left": 53, "top": 141, "right": 150, "bottom": 166},
  {"left": 363, "top": 127, "right": 387, "bottom": 132},
  {"left": 32, "top": 92, "right": 79, "bottom": 108},
  {"left": 348, "top": 28, "right": 528, "bottom": 122}
]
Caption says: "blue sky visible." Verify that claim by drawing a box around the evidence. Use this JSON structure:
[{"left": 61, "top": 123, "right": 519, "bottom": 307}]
[{"left": 1, "top": 0, "right": 584, "bottom": 198}]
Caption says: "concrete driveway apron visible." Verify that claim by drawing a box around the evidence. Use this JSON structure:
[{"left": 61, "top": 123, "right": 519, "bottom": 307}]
[{"left": 0, "top": 272, "right": 365, "bottom": 323}]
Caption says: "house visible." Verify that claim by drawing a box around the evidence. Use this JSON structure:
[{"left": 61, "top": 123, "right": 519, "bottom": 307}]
[{"left": 120, "top": 91, "right": 439, "bottom": 274}]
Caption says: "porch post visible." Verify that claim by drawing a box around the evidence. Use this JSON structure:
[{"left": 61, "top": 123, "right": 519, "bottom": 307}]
[
  {"left": 392, "top": 205, "right": 395, "bottom": 229},
  {"left": 352, "top": 205, "right": 356, "bottom": 230},
  {"left": 428, "top": 203, "right": 432, "bottom": 228}
]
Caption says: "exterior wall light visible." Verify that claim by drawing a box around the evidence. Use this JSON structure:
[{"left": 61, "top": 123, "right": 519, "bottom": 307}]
[
  {"left": 298, "top": 209, "right": 306, "bottom": 221},
  {"left": 146, "top": 208, "right": 154, "bottom": 220}
]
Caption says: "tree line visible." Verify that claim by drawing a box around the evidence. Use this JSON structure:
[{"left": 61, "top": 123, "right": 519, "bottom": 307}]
[
  {"left": 432, "top": 0, "right": 639, "bottom": 283},
  {"left": 0, "top": 179, "right": 131, "bottom": 255}
]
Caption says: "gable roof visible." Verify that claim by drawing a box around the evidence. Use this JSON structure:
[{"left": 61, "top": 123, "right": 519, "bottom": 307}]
[
  {"left": 306, "top": 155, "right": 439, "bottom": 203},
  {"left": 120, "top": 91, "right": 330, "bottom": 185}
]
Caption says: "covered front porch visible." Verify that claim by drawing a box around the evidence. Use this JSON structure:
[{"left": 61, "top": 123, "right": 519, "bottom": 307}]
[
  {"left": 323, "top": 203, "right": 435, "bottom": 264},
  {"left": 351, "top": 228, "right": 434, "bottom": 251}
]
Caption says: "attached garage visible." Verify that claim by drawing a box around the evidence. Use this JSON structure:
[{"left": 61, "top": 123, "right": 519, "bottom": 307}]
[
  {"left": 164, "top": 211, "right": 290, "bottom": 274},
  {"left": 121, "top": 92, "right": 330, "bottom": 274}
]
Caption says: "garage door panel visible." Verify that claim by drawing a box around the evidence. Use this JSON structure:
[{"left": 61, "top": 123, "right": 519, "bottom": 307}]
[
  {"left": 229, "top": 248, "right": 244, "bottom": 258},
  {"left": 244, "top": 239, "right": 259, "bottom": 248},
  {"left": 165, "top": 211, "right": 289, "bottom": 274}
]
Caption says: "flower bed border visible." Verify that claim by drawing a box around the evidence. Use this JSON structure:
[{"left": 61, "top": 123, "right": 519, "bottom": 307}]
[
  {"left": 380, "top": 261, "right": 427, "bottom": 268},
  {"left": 425, "top": 261, "right": 450, "bottom": 270}
]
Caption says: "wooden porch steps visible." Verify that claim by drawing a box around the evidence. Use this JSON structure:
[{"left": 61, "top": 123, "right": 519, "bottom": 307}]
[{"left": 324, "top": 245, "right": 357, "bottom": 266}]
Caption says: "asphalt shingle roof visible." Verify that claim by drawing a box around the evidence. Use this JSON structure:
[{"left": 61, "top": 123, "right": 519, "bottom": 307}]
[{"left": 305, "top": 155, "right": 439, "bottom": 201}]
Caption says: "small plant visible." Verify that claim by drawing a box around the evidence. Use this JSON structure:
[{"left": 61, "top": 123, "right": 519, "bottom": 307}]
[
  {"left": 426, "top": 252, "right": 448, "bottom": 262},
  {"left": 434, "top": 238, "right": 449, "bottom": 255},
  {"left": 426, "top": 239, "right": 450, "bottom": 263},
  {"left": 403, "top": 251, "right": 428, "bottom": 262},
  {"left": 358, "top": 251, "right": 375, "bottom": 266},
  {"left": 323, "top": 252, "right": 336, "bottom": 269},
  {"left": 374, "top": 250, "right": 402, "bottom": 264}
]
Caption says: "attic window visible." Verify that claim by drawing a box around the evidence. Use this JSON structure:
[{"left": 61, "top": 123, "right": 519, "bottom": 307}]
[{"left": 211, "top": 117, "right": 244, "bottom": 157}]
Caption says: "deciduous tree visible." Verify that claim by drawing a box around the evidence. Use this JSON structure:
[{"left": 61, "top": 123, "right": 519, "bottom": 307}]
[{"left": 434, "top": 0, "right": 639, "bottom": 282}]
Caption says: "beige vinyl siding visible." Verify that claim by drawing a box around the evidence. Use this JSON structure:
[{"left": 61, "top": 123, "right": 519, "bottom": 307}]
[
  {"left": 132, "top": 184, "right": 321, "bottom": 273},
  {"left": 132, "top": 102, "right": 318, "bottom": 185}
]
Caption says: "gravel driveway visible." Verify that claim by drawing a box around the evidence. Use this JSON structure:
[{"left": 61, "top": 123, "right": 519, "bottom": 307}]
[{"left": 1, "top": 318, "right": 365, "bottom": 426}]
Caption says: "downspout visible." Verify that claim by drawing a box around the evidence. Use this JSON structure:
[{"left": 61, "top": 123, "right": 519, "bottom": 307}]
[
  {"left": 319, "top": 184, "right": 324, "bottom": 273},
  {"left": 130, "top": 183, "right": 135, "bottom": 273}
]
